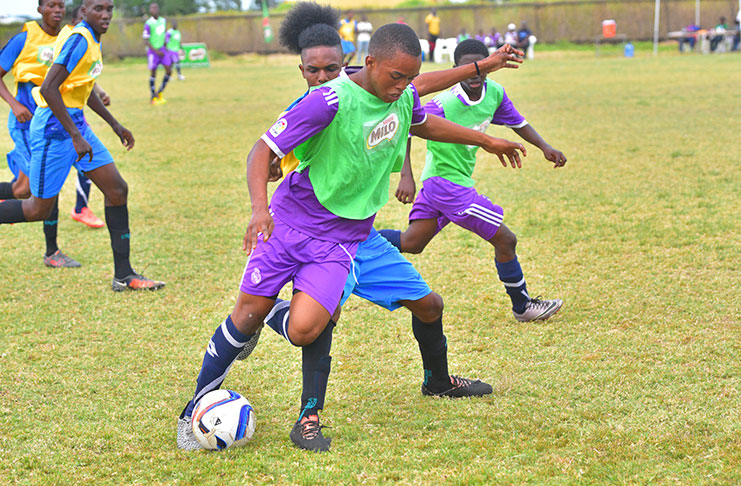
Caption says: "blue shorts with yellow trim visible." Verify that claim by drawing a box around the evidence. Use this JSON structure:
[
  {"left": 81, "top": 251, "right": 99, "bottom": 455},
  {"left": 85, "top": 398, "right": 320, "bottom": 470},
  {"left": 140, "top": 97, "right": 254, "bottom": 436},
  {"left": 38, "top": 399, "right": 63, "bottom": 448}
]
[
  {"left": 6, "top": 125, "right": 32, "bottom": 179},
  {"left": 29, "top": 107, "right": 114, "bottom": 199},
  {"left": 341, "top": 228, "right": 432, "bottom": 311}
]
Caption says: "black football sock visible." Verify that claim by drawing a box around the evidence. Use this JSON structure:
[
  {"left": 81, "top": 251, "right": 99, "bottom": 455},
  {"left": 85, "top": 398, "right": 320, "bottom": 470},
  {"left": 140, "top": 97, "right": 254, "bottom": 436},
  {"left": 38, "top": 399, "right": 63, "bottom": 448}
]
[
  {"left": 0, "top": 200, "right": 27, "bottom": 224},
  {"left": 104, "top": 205, "right": 134, "bottom": 279},
  {"left": 149, "top": 76, "right": 156, "bottom": 97},
  {"left": 299, "top": 319, "right": 336, "bottom": 421},
  {"left": 158, "top": 74, "right": 171, "bottom": 94},
  {"left": 412, "top": 314, "right": 451, "bottom": 392},
  {"left": 43, "top": 199, "right": 59, "bottom": 257},
  {"left": 0, "top": 182, "right": 16, "bottom": 200}
]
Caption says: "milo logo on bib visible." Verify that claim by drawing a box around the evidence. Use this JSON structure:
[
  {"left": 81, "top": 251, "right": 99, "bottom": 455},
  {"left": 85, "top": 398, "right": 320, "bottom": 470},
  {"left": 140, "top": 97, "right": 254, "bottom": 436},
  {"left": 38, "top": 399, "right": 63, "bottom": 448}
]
[
  {"left": 88, "top": 60, "right": 103, "bottom": 78},
  {"left": 37, "top": 45, "right": 55, "bottom": 67},
  {"left": 367, "top": 113, "right": 399, "bottom": 149}
]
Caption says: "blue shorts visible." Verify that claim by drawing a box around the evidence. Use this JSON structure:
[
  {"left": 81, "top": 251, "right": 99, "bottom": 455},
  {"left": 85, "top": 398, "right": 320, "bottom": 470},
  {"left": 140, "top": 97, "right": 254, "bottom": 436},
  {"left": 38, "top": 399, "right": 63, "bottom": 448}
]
[
  {"left": 29, "top": 107, "right": 114, "bottom": 199},
  {"left": 6, "top": 125, "right": 32, "bottom": 179},
  {"left": 341, "top": 228, "right": 432, "bottom": 311}
]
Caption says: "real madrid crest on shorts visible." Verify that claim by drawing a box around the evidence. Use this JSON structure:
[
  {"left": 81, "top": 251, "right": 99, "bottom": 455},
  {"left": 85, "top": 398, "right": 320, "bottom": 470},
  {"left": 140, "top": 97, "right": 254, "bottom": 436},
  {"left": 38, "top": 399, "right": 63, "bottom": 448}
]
[{"left": 251, "top": 268, "right": 262, "bottom": 285}]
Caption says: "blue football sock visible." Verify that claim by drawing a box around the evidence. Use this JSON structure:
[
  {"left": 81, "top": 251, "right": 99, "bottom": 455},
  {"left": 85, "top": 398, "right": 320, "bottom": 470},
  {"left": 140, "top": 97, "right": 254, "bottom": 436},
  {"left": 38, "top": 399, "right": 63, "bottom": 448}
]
[
  {"left": 264, "top": 298, "right": 295, "bottom": 344},
  {"left": 74, "top": 170, "right": 92, "bottom": 213},
  {"left": 149, "top": 76, "right": 156, "bottom": 97},
  {"left": 378, "top": 229, "right": 402, "bottom": 250},
  {"left": 495, "top": 257, "right": 530, "bottom": 314},
  {"left": 184, "top": 315, "right": 254, "bottom": 417},
  {"left": 299, "top": 319, "right": 335, "bottom": 420}
]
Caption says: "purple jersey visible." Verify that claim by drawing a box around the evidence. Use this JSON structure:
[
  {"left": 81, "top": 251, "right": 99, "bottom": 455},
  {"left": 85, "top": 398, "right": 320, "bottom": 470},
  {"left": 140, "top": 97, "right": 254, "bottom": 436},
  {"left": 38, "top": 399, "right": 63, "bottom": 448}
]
[
  {"left": 262, "top": 78, "right": 426, "bottom": 243},
  {"left": 423, "top": 85, "right": 527, "bottom": 128}
]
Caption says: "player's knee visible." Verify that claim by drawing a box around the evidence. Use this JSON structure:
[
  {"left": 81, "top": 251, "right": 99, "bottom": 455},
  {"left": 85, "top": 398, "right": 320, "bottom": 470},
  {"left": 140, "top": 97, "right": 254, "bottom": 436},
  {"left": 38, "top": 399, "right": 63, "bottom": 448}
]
[
  {"left": 107, "top": 180, "right": 128, "bottom": 206},
  {"left": 13, "top": 186, "right": 30, "bottom": 199},
  {"left": 403, "top": 236, "right": 426, "bottom": 254},
  {"left": 23, "top": 201, "right": 51, "bottom": 221},
  {"left": 288, "top": 326, "right": 319, "bottom": 346},
  {"left": 287, "top": 318, "right": 325, "bottom": 346},
  {"left": 415, "top": 292, "right": 444, "bottom": 322}
]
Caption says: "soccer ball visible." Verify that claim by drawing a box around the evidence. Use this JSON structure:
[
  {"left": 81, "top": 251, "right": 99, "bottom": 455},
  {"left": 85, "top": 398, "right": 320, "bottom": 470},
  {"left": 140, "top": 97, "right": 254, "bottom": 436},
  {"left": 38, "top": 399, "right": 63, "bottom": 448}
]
[{"left": 191, "top": 389, "right": 256, "bottom": 450}]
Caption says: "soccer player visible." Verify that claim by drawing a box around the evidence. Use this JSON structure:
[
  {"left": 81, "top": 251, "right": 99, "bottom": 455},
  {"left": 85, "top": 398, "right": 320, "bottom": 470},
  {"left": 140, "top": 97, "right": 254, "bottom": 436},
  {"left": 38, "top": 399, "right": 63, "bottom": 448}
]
[
  {"left": 0, "top": 0, "right": 82, "bottom": 267},
  {"left": 177, "top": 3, "right": 522, "bottom": 452},
  {"left": 166, "top": 20, "right": 185, "bottom": 81},
  {"left": 65, "top": 4, "right": 105, "bottom": 229},
  {"left": 143, "top": 2, "right": 172, "bottom": 104},
  {"left": 379, "top": 39, "right": 567, "bottom": 322},
  {"left": 0, "top": 0, "right": 165, "bottom": 292},
  {"left": 176, "top": 20, "right": 526, "bottom": 452}
]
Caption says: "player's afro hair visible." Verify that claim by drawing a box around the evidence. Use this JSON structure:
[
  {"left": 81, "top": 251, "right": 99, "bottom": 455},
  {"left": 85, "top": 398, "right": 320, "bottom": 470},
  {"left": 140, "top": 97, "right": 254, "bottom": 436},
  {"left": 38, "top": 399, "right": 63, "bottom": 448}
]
[
  {"left": 369, "top": 23, "right": 421, "bottom": 59},
  {"left": 278, "top": 1, "right": 341, "bottom": 54},
  {"left": 454, "top": 39, "right": 490, "bottom": 65}
]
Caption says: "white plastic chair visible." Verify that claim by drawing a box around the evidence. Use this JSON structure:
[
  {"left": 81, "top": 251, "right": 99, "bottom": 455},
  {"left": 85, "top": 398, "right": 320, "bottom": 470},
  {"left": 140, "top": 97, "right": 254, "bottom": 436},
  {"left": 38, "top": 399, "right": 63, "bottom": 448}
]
[
  {"left": 434, "top": 37, "right": 457, "bottom": 63},
  {"left": 419, "top": 38, "right": 430, "bottom": 61},
  {"left": 527, "top": 35, "right": 537, "bottom": 59}
]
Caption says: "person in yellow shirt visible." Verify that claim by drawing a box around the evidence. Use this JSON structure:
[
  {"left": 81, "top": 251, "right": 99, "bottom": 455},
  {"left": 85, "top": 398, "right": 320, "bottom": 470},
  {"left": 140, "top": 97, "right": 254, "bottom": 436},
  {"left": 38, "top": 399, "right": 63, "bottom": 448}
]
[
  {"left": 0, "top": 0, "right": 165, "bottom": 292},
  {"left": 425, "top": 8, "right": 441, "bottom": 62},
  {"left": 0, "top": 0, "right": 84, "bottom": 267},
  {"left": 338, "top": 11, "right": 356, "bottom": 63}
]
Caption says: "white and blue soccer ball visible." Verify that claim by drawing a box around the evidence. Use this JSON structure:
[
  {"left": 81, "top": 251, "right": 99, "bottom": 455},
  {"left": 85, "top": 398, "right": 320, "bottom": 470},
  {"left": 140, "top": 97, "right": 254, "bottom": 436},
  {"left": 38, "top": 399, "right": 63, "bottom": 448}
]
[{"left": 191, "top": 389, "right": 256, "bottom": 450}]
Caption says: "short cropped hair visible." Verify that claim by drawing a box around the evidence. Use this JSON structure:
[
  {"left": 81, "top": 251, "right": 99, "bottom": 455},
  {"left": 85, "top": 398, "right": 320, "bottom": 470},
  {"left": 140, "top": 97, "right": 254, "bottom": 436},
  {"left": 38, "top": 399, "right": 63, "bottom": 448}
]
[
  {"left": 369, "top": 23, "right": 421, "bottom": 59},
  {"left": 454, "top": 39, "right": 490, "bottom": 64}
]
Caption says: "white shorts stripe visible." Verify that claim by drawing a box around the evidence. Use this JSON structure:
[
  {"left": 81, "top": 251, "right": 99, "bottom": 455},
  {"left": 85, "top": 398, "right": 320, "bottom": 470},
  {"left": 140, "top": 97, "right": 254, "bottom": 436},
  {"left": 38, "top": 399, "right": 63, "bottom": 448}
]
[
  {"left": 470, "top": 203, "right": 503, "bottom": 220},
  {"left": 464, "top": 207, "right": 503, "bottom": 227}
]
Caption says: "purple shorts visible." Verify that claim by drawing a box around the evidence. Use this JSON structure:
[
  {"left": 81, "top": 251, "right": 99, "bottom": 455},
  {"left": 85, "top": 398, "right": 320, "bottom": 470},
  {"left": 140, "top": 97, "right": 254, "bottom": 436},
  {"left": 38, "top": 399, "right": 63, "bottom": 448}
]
[
  {"left": 147, "top": 49, "right": 173, "bottom": 70},
  {"left": 167, "top": 49, "right": 181, "bottom": 65},
  {"left": 409, "top": 176, "right": 504, "bottom": 241},
  {"left": 239, "top": 216, "right": 358, "bottom": 314}
]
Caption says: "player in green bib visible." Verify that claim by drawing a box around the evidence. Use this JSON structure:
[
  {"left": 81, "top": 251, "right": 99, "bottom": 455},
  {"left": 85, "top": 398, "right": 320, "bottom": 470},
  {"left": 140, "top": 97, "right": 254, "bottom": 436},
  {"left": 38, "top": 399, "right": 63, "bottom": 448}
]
[
  {"left": 176, "top": 24, "right": 527, "bottom": 453},
  {"left": 166, "top": 21, "right": 184, "bottom": 81},
  {"left": 142, "top": 3, "right": 172, "bottom": 104},
  {"left": 380, "top": 39, "right": 568, "bottom": 322}
]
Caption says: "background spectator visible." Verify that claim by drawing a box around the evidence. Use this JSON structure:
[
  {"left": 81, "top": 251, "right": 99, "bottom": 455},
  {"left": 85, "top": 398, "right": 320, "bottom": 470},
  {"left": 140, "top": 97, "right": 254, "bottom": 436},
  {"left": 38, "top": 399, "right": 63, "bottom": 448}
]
[
  {"left": 425, "top": 8, "right": 441, "bottom": 62},
  {"left": 709, "top": 17, "right": 727, "bottom": 52},
  {"left": 356, "top": 15, "right": 373, "bottom": 62},
  {"left": 488, "top": 27, "right": 503, "bottom": 48},
  {"left": 457, "top": 28, "right": 471, "bottom": 43},
  {"left": 339, "top": 10, "right": 357, "bottom": 61},
  {"left": 678, "top": 23, "right": 700, "bottom": 52},
  {"left": 504, "top": 23, "right": 518, "bottom": 46},
  {"left": 517, "top": 21, "right": 532, "bottom": 51}
]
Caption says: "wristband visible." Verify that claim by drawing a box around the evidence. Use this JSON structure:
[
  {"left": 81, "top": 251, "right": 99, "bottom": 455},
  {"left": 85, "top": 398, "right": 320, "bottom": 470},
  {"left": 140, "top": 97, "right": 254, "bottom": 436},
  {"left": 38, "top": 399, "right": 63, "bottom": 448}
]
[{"left": 474, "top": 61, "right": 481, "bottom": 76}]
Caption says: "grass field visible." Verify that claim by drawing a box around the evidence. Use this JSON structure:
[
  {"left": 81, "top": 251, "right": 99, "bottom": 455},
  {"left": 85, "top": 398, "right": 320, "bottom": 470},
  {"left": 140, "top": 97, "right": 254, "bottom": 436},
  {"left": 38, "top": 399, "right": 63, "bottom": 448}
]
[{"left": 1, "top": 49, "right": 739, "bottom": 485}]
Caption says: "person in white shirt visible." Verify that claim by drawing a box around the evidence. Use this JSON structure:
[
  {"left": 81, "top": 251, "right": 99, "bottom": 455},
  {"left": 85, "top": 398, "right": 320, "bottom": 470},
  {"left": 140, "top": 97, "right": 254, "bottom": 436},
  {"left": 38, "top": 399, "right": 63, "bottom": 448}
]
[{"left": 356, "top": 15, "right": 372, "bottom": 62}]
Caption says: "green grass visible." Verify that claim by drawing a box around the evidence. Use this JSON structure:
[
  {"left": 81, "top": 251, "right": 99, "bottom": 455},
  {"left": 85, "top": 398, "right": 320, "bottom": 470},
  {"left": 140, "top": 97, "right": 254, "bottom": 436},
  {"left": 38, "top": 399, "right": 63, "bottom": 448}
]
[{"left": 1, "top": 50, "right": 740, "bottom": 485}]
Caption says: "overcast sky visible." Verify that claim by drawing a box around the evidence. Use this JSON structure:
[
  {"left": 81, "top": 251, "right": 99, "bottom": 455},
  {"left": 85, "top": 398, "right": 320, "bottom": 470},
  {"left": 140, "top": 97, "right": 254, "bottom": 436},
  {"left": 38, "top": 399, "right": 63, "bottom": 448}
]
[{"left": 1, "top": 0, "right": 41, "bottom": 18}]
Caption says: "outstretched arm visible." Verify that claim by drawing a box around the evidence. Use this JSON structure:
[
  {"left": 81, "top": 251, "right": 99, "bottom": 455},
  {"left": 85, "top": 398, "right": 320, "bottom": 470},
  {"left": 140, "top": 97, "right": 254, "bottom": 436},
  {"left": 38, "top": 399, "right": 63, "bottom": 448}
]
[
  {"left": 243, "top": 140, "right": 276, "bottom": 254},
  {"left": 87, "top": 90, "right": 134, "bottom": 151},
  {"left": 412, "top": 44, "right": 524, "bottom": 97},
  {"left": 513, "top": 124, "right": 566, "bottom": 168},
  {"left": 395, "top": 138, "right": 416, "bottom": 203},
  {"left": 411, "top": 114, "right": 526, "bottom": 168}
]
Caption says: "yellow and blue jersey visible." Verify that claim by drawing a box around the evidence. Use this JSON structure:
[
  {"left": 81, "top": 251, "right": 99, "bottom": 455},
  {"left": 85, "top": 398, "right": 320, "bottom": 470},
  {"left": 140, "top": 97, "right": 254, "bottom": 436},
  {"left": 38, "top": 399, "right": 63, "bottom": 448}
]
[
  {"left": 0, "top": 20, "right": 57, "bottom": 129},
  {"left": 32, "top": 21, "right": 103, "bottom": 139}
]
